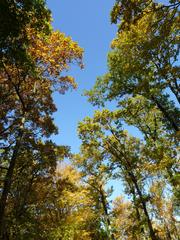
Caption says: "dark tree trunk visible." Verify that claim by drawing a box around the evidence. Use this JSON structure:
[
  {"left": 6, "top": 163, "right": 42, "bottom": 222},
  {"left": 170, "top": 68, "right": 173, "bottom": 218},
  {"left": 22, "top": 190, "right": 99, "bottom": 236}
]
[
  {"left": 99, "top": 186, "right": 115, "bottom": 240},
  {"left": 0, "top": 130, "right": 23, "bottom": 239},
  {"left": 128, "top": 171, "right": 158, "bottom": 240}
]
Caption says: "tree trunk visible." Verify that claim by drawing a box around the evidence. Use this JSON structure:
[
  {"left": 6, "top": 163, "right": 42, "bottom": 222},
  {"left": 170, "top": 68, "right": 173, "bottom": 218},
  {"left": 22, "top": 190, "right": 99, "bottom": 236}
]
[
  {"left": 99, "top": 186, "right": 115, "bottom": 240},
  {"left": 0, "top": 130, "right": 23, "bottom": 239},
  {"left": 128, "top": 171, "right": 158, "bottom": 240}
]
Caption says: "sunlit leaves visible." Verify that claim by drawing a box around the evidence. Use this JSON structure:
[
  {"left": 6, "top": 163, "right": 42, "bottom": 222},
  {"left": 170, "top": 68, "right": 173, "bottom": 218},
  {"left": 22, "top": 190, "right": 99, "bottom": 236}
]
[{"left": 87, "top": 0, "right": 179, "bottom": 132}]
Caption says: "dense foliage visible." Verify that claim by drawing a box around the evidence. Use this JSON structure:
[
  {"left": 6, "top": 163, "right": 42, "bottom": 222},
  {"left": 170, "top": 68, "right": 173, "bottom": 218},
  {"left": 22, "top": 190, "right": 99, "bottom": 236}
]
[
  {"left": 83, "top": 0, "right": 179, "bottom": 239},
  {"left": 0, "top": 1, "right": 83, "bottom": 239},
  {"left": 0, "top": 0, "right": 179, "bottom": 239}
]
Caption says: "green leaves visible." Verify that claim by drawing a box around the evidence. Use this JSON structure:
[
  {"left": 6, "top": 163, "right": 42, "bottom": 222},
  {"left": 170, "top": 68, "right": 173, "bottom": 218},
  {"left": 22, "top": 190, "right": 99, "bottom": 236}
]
[
  {"left": 87, "top": 0, "right": 179, "bottom": 132},
  {"left": 83, "top": 2, "right": 179, "bottom": 239}
]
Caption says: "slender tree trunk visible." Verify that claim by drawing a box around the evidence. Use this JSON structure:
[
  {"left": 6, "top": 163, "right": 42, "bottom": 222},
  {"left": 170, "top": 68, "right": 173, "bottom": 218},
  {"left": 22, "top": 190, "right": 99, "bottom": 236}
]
[
  {"left": 131, "top": 186, "right": 141, "bottom": 221},
  {"left": 0, "top": 130, "right": 23, "bottom": 239},
  {"left": 107, "top": 140, "right": 158, "bottom": 240},
  {"left": 99, "top": 187, "right": 115, "bottom": 240},
  {"left": 128, "top": 172, "right": 158, "bottom": 240}
]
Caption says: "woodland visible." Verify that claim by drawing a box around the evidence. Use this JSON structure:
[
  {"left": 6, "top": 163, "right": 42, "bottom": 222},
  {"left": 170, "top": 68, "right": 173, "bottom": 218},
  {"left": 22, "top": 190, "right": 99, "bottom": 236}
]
[{"left": 0, "top": 0, "right": 179, "bottom": 239}]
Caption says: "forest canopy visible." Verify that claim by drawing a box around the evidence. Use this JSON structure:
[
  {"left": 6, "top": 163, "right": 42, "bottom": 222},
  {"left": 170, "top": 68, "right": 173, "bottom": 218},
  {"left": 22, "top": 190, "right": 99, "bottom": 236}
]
[{"left": 0, "top": 0, "right": 179, "bottom": 240}]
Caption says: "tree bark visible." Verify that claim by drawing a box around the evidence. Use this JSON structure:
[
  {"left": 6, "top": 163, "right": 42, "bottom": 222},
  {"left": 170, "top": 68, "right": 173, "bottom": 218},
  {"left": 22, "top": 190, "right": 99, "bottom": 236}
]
[
  {"left": 99, "top": 186, "right": 115, "bottom": 240},
  {"left": 128, "top": 171, "right": 158, "bottom": 240},
  {"left": 0, "top": 130, "right": 23, "bottom": 239}
]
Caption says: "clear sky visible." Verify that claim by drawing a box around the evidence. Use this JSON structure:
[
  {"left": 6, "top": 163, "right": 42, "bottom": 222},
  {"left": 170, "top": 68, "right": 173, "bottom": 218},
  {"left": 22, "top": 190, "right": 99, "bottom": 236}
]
[
  {"left": 46, "top": 0, "right": 174, "bottom": 202},
  {"left": 46, "top": 1, "right": 126, "bottom": 200},
  {"left": 46, "top": 0, "right": 155, "bottom": 201},
  {"left": 46, "top": 0, "right": 170, "bottom": 202},
  {"left": 46, "top": 0, "right": 169, "bottom": 149},
  {"left": 46, "top": 0, "right": 117, "bottom": 152}
]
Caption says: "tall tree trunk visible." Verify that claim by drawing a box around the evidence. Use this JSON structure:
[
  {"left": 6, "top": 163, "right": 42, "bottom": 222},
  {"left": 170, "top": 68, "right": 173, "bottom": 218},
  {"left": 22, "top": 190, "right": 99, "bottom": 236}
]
[
  {"left": 107, "top": 140, "right": 158, "bottom": 240},
  {"left": 99, "top": 186, "right": 115, "bottom": 240},
  {"left": 128, "top": 171, "right": 158, "bottom": 240},
  {"left": 0, "top": 130, "right": 23, "bottom": 239}
]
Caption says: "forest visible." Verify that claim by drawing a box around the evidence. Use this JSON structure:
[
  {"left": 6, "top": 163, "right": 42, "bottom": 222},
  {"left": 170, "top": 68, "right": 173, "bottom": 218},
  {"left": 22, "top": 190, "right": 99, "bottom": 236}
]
[{"left": 0, "top": 0, "right": 179, "bottom": 239}]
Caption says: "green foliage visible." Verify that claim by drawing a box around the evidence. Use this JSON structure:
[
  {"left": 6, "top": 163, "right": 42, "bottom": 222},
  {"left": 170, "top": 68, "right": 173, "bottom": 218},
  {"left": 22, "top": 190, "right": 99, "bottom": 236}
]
[
  {"left": 0, "top": 0, "right": 51, "bottom": 69},
  {"left": 0, "top": 0, "right": 179, "bottom": 239},
  {"left": 86, "top": 0, "right": 180, "bottom": 132},
  {"left": 84, "top": 1, "right": 179, "bottom": 239}
]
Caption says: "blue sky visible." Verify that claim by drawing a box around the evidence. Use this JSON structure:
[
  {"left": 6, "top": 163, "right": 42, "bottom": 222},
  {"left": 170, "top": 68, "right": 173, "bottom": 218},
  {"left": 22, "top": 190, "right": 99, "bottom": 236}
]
[
  {"left": 46, "top": 0, "right": 117, "bottom": 152},
  {"left": 46, "top": 0, "right": 171, "bottom": 201},
  {"left": 46, "top": 1, "right": 126, "bottom": 199},
  {"left": 46, "top": 0, "right": 170, "bottom": 151}
]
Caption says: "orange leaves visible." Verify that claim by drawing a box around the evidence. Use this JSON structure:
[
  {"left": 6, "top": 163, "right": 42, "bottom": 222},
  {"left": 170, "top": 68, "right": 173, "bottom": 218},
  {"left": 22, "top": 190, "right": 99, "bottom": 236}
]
[
  {"left": 28, "top": 30, "right": 83, "bottom": 93},
  {"left": 0, "top": 27, "right": 83, "bottom": 139}
]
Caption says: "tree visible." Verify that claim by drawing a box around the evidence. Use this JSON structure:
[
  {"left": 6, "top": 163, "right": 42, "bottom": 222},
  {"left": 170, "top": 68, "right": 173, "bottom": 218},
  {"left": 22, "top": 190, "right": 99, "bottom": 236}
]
[
  {"left": 86, "top": 0, "right": 179, "bottom": 133},
  {"left": 0, "top": 0, "right": 51, "bottom": 69},
  {"left": 46, "top": 164, "right": 102, "bottom": 240},
  {"left": 83, "top": 2, "right": 179, "bottom": 238},
  {"left": 3, "top": 141, "right": 68, "bottom": 239},
  {"left": 73, "top": 148, "right": 115, "bottom": 240},
  {"left": 77, "top": 109, "right": 163, "bottom": 240},
  {"left": 0, "top": 12, "right": 83, "bottom": 238},
  {"left": 149, "top": 180, "right": 180, "bottom": 240},
  {"left": 112, "top": 196, "right": 143, "bottom": 240}
]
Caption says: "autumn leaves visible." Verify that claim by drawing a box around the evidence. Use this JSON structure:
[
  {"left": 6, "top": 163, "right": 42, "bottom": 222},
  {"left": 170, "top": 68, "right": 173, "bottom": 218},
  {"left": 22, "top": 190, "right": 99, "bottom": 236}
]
[{"left": 0, "top": 0, "right": 179, "bottom": 239}]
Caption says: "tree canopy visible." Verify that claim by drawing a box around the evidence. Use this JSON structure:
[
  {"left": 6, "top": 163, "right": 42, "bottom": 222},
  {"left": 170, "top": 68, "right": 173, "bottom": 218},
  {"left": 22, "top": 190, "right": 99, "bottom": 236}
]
[{"left": 0, "top": 0, "right": 179, "bottom": 239}]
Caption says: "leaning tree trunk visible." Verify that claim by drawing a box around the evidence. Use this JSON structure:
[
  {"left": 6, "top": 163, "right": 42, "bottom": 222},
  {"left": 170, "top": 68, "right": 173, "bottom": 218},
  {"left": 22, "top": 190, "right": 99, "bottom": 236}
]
[
  {"left": 99, "top": 186, "right": 115, "bottom": 240},
  {"left": 0, "top": 130, "right": 23, "bottom": 239},
  {"left": 128, "top": 171, "right": 158, "bottom": 240}
]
